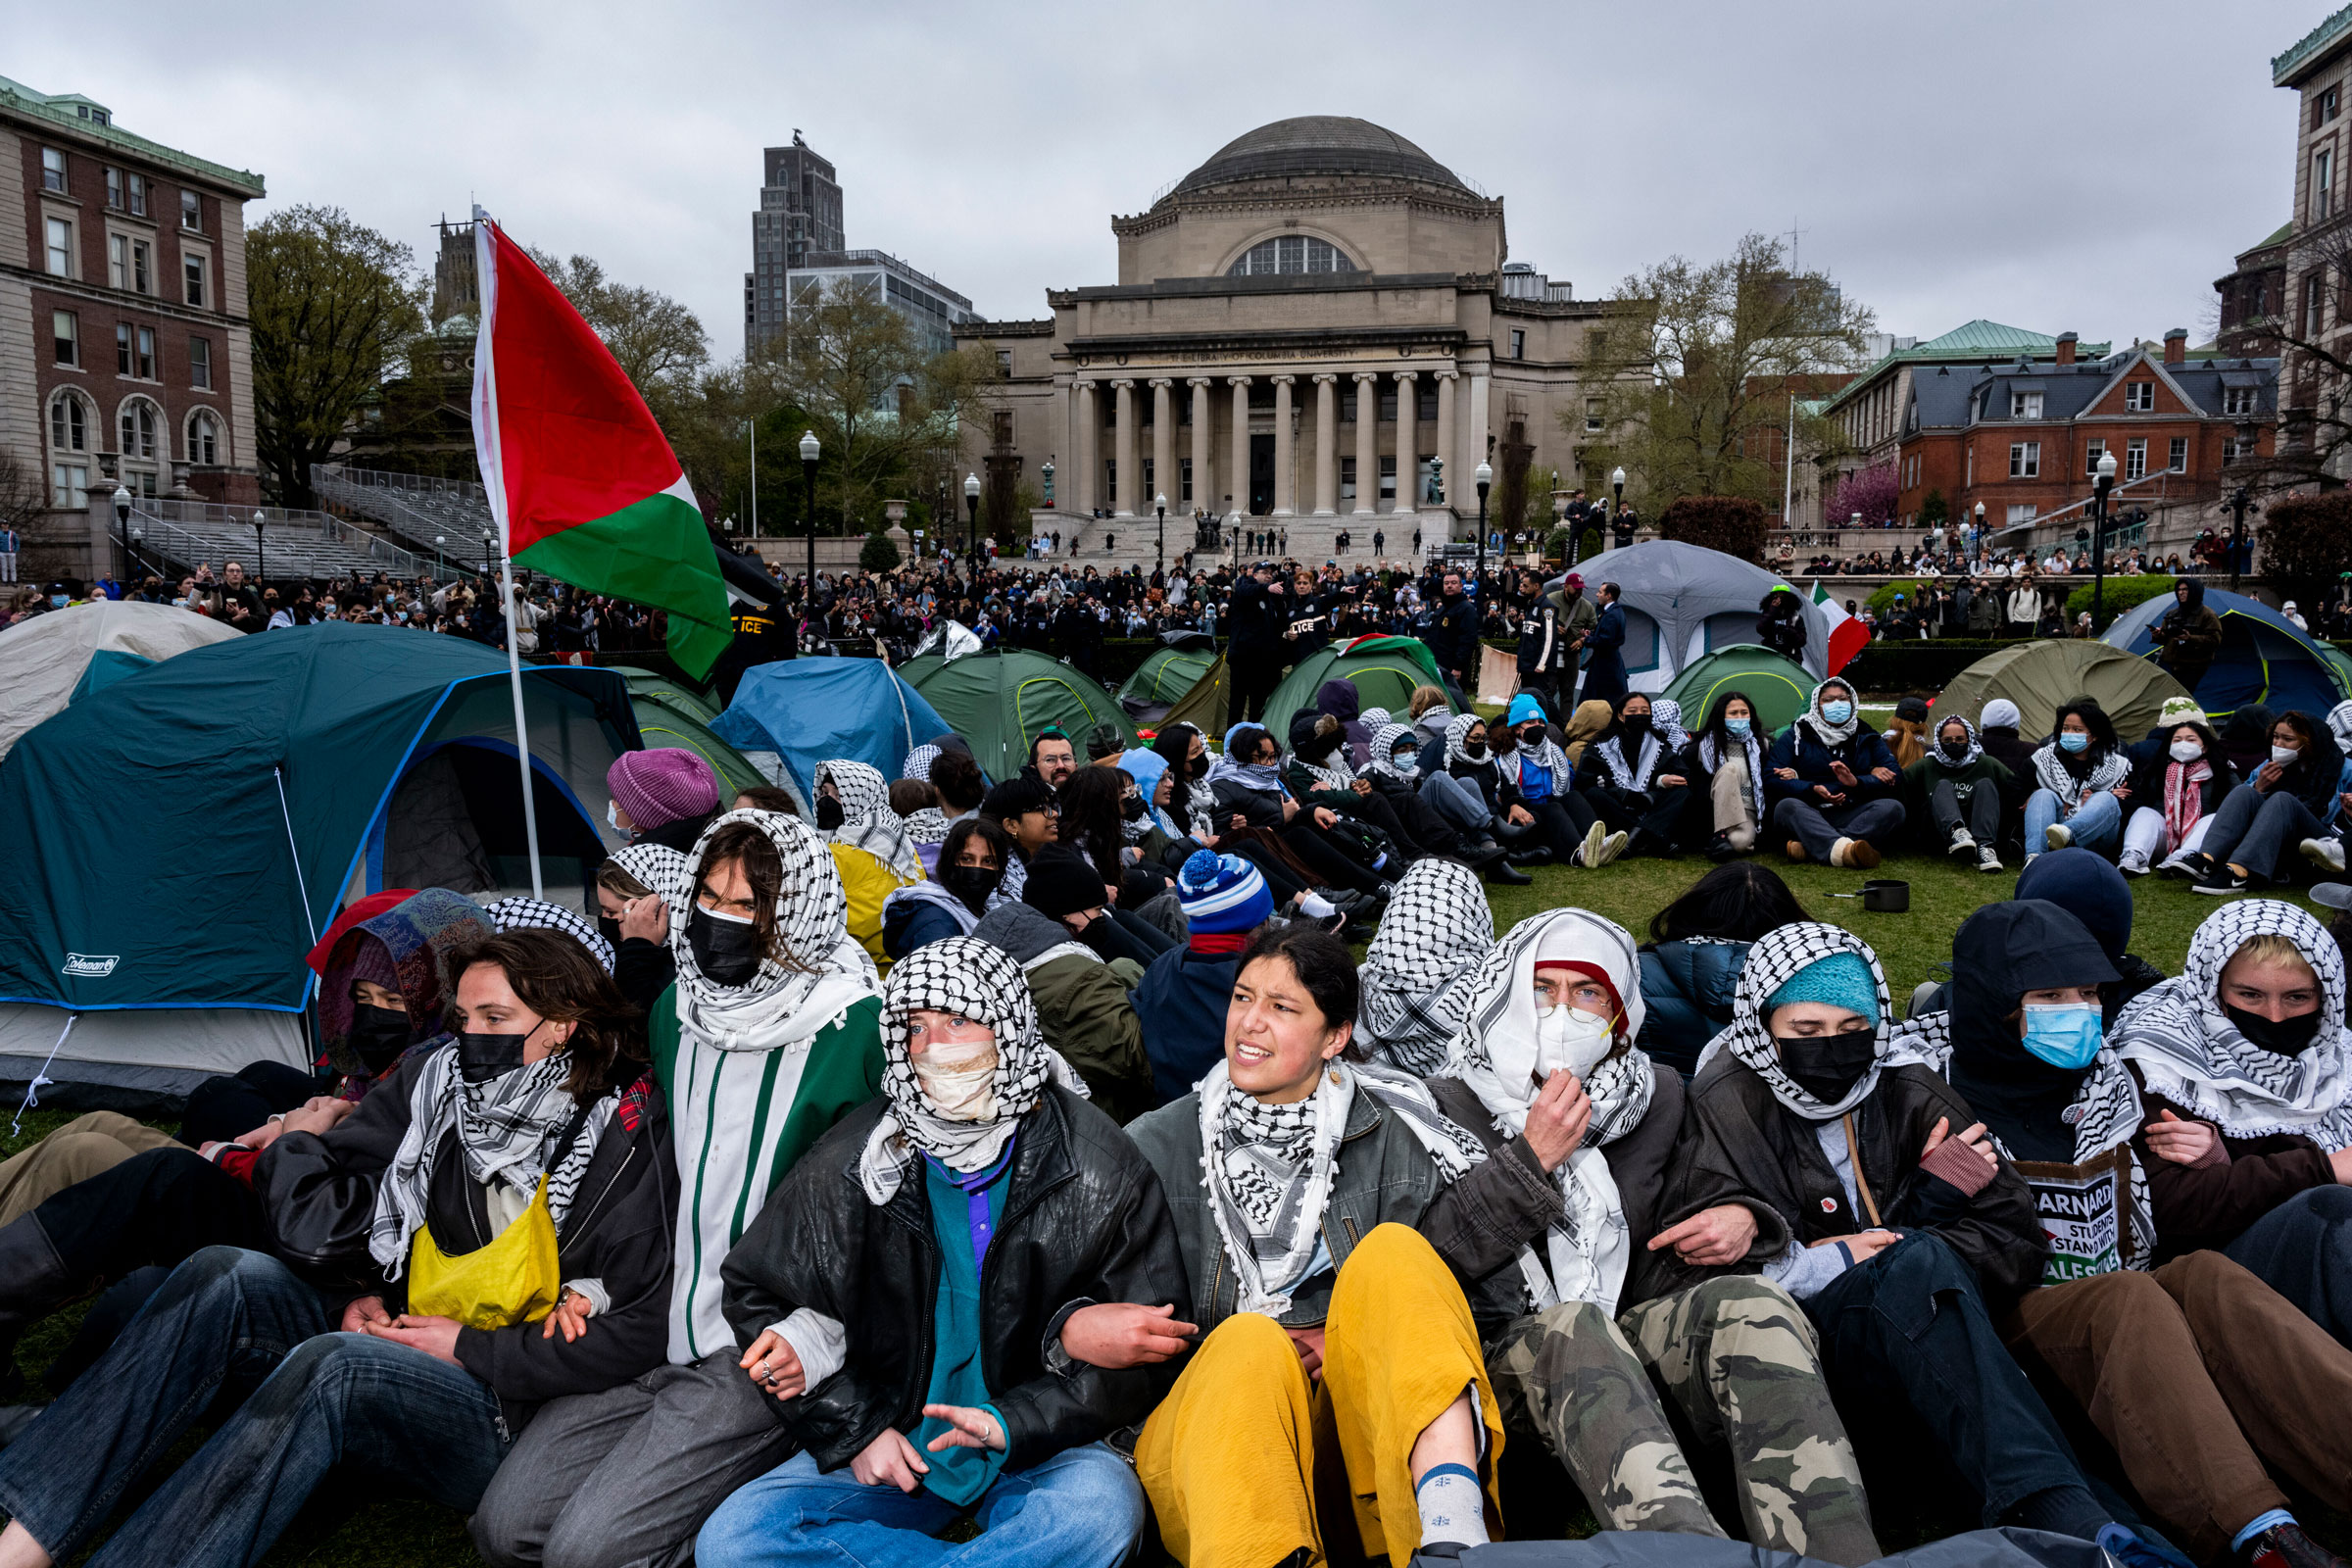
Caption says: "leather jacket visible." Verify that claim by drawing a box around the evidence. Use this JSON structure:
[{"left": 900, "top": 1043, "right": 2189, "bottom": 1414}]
[{"left": 719, "top": 1085, "right": 1189, "bottom": 1473}]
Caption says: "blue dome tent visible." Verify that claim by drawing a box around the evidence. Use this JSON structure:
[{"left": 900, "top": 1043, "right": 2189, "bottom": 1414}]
[
  {"left": 2103, "top": 586, "right": 2352, "bottom": 718},
  {"left": 711, "top": 658, "right": 956, "bottom": 798}
]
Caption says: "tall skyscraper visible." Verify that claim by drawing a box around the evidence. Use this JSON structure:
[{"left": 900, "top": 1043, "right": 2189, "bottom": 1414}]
[{"left": 746, "top": 132, "right": 844, "bottom": 354}]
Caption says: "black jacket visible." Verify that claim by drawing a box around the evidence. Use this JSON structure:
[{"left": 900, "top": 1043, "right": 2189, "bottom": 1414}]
[
  {"left": 1674, "top": 1054, "right": 2048, "bottom": 1311},
  {"left": 1428, "top": 593, "right": 1481, "bottom": 677},
  {"left": 719, "top": 1086, "right": 1188, "bottom": 1473},
  {"left": 255, "top": 1051, "right": 673, "bottom": 1427},
  {"left": 1227, "top": 577, "right": 1284, "bottom": 655}
]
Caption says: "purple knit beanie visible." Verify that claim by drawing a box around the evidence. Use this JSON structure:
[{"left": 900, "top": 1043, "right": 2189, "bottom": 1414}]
[{"left": 609, "top": 748, "right": 719, "bottom": 831}]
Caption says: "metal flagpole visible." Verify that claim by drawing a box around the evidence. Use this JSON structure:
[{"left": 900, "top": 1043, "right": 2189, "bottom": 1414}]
[
  {"left": 1783, "top": 394, "right": 1795, "bottom": 528},
  {"left": 473, "top": 207, "right": 546, "bottom": 900}
]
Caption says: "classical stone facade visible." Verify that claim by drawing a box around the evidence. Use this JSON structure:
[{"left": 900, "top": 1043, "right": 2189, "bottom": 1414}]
[{"left": 956, "top": 117, "right": 1608, "bottom": 568}]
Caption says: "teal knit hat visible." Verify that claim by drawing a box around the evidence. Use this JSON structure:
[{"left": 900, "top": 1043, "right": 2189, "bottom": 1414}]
[{"left": 1764, "top": 952, "right": 1880, "bottom": 1026}]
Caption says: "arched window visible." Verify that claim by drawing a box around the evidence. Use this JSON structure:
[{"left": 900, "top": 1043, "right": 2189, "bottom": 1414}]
[
  {"left": 1228, "top": 235, "right": 1356, "bottom": 277},
  {"left": 120, "top": 400, "right": 159, "bottom": 460},
  {"left": 187, "top": 409, "right": 220, "bottom": 466},
  {"left": 48, "top": 391, "right": 88, "bottom": 452}
]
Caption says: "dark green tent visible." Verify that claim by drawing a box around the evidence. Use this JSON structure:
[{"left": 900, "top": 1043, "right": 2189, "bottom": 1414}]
[
  {"left": 1662, "top": 645, "right": 1816, "bottom": 737},
  {"left": 1257, "top": 636, "right": 1455, "bottom": 749},
  {"left": 620, "top": 668, "right": 774, "bottom": 803},
  {"left": 899, "top": 648, "right": 1138, "bottom": 782},
  {"left": 1160, "top": 652, "right": 1229, "bottom": 739},
  {"left": 0, "top": 624, "right": 639, "bottom": 1091},
  {"left": 1117, "top": 646, "right": 1214, "bottom": 710}
]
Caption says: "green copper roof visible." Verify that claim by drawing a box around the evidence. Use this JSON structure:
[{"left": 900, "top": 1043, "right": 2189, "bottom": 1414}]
[
  {"left": 2276, "top": 4, "right": 2352, "bottom": 85},
  {"left": 1818, "top": 319, "right": 2115, "bottom": 416},
  {"left": 0, "top": 75, "right": 264, "bottom": 196}
]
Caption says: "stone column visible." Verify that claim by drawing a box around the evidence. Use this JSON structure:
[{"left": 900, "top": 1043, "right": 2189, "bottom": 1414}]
[
  {"left": 1393, "top": 369, "right": 1419, "bottom": 525},
  {"left": 1150, "top": 378, "right": 1174, "bottom": 520},
  {"left": 1270, "top": 375, "right": 1296, "bottom": 517},
  {"left": 1188, "top": 377, "right": 1214, "bottom": 525},
  {"left": 1228, "top": 375, "right": 1251, "bottom": 519},
  {"left": 1352, "top": 372, "right": 1379, "bottom": 518},
  {"left": 1464, "top": 371, "right": 1491, "bottom": 508},
  {"left": 1434, "top": 369, "right": 1457, "bottom": 516},
  {"left": 1073, "top": 381, "right": 1098, "bottom": 514},
  {"left": 1111, "top": 378, "right": 1137, "bottom": 517},
  {"left": 1311, "top": 373, "right": 1339, "bottom": 515}
]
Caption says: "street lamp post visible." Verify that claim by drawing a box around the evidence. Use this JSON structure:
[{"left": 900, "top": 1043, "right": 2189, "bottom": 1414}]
[
  {"left": 1474, "top": 460, "right": 1494, "bottom": 602},
  {"left": 128, "top": 522, "right": 143, "bottom": 580},
  {"left": 1972, "top": 501, "right": 1985, "bottom": 566},
  {"left": 253, "top": 510, "right": 268, "bottom": 594},
  {"left": 1610, "top": 467, "right": 1627, "bottom": 546},
  {"left": 481, "top": 530, "right": 495, "bottom": 580},
  {"left": 799, "top": 430, "right": 821, "bottom": 592},
  {"left": 1154, "top": 491, "right": 1167, "bottom": 574},
  {"left": 963, "top": 471, "right": 981, "bottom": 565},
  {"left": 112, "top": 485, "right": 131, "bottom": 580},
  {"left": 2090, "top": 450, "right": 2118, "bottom": 627},
  {"left": 434, "top": 534, "right": 446, "bottom": 580},
  {"left": 1041, "top": 458, "right": 1055, "bottom": 513},
  {"left": 2228, "top": 416, "right": 2260, "bottom": 590}
]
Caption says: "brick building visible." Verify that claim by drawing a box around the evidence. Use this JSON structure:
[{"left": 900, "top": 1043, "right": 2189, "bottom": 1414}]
[
  {"left": 2272, "top": 9, "right": 2352, "bottom": 476},
  {"left": 2214, "top": 221, "right": 2288, "bottom": 357},
  {"left": 4, "top": 75, "right": 264, "bottom": 581}
]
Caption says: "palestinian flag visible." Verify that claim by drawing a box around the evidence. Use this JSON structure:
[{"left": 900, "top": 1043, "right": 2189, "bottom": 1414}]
[
  {"left": 1810, "top": 579, "right": 1869, "bottom": 677},
  {"left": 471, "top": 213, "right": 730, "bottom": 678}
]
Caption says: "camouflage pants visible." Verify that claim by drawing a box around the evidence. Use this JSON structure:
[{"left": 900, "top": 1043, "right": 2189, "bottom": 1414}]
[{"left": 1490, "top": 1276, "right": 1881, "bottom": 1567}]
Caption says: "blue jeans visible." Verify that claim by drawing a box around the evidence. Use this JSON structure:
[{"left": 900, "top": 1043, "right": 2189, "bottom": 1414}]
[
  {"left": 0, "top": 1247, "right": 509, "bottom": 1568},
  {"left": 1419, "top": 771, "right": 1493, "bottom": 837},
  {"left": 696, "top": 1442, "right": 1144, "bottom": 1568},
  {"left": 2224, "top": 1185, "right": 2352, "bottom": 1350},
  {"left": 2024, "top": 788, "right": 2122, "bottom": 855}
]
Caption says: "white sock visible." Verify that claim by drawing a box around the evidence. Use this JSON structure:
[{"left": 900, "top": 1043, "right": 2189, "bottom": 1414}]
[
  {"left": 1298, "top": 891, "right": 1338, "bottom": 918},
  {"left": 1414, "top": 1463, "right": 1489, "bottom": 1548}
]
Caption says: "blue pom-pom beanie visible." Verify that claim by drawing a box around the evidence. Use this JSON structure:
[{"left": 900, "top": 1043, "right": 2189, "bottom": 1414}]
[
  {"left": 1176, "top": 850, "right": 1273, "bottom": 935},
  {"left": 1764, "top": 952, "right": 1880, "bottom": 1027}
]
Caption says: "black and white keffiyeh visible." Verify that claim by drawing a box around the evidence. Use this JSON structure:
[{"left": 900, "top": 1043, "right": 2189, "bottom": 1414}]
[
  {"left": 1650, "top": 699, "right": 1691, "bottom": 753},
  {"left": 2031, "top": 742, "right": 2131, "bottom": 809},
  {"left": 1928, "top": 715, "right": 1985, "bottom": 771},
  {"left": 904, "top": 807, "right": 953, "bottom": 847},
  {"left": 1358, "top": 858, "right": 1494, "bottom": 1074},
  {"left": 1705, "top": 921, "right": 1894, "bottom": 1120},
  {"left": 1514, "top": 719, "right": 1570, "bottom": 779},
  {"left": 901, "top": 743, "right": 942, "bottom": 783},
  {"left": 368, "top": 1045, "right": 613, "bottom": 1278},
  {"left": 2328, "top": 701, "right": 2352, "bottom": 756},
  {"left": 1794, "top": 681, "right": 1860, "bottom": 747},
  {"left": 1697, "top": 727, "right": 1766, "bottom": 826},
  {"left": 612, "top": 842, "right": 690, "bottom": 904},
  {"left": 1447, "top": 907, "right": 1656, "bottom": 1314},
  {"left": 1365, "top": 721, "right": 1422, "bottom": 781},
  {"left": 858, "top": 936, "right": 1085, "bottom": 1203},
  {"left": 487, "top": 897, "right": 616, "bottom": 975},
  {"left": 818, "top": 759, "right": 923, "bottom": 881},
  {"left": 664, "top": 809, "right": 880, "bottom": 1054},
  {"left": 1443, "top": 711, "right": 1486, "bottom": 769},
  {"left": 2111, "top": 899, "right": 2352, "bottom": 1147},
  {"left": 1592, "top": 727, "right": 1662, "bottom": 792}
]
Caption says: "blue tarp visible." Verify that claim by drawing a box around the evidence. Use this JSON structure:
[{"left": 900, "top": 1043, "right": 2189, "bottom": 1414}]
[
  {"left": 2104, "top": 586, "right": 2352, "bottom": 717},
  {"left": 711, "top": 659, "right": 956, "bottom": 798}
]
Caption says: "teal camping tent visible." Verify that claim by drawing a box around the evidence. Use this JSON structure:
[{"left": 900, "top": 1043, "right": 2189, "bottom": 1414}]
[
  {"left": 898, "top": 647, "right": 1138, "bottom": 783},
  {"left": 712, "top": 658, "right": 956, "bottom": 798},
  {"left": 0, "top": 624, "right": 641, "bottom": 1093}
]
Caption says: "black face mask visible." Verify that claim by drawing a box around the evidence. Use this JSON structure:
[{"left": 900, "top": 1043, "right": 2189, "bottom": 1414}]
[
  {"left": 347, "top": 1003, "right": 412, "bottom": 1072},
  {"left": 1774, "top": 1030, "right": 1880, "bottom": 1105},
  {"left": 688, "top": 906, "right": 765, "bottom": 987},
  {"left": 456, "top": 1023, "right": 539, "bottom": 1084},
  {"left": 1518, "top": 725, "right": 1547, "bottom": 748},
  {"left": 2225, "top": 1002, "right": 2325, "bottom": 1056},
  {"left": 597, "top": 914, "right": 623, "bottom": 949},
  {"left": 1189, "top": 755, "right": 1209, "bottom": 778},
  {"left": 1939, "top": 739, "right": 1971, "bottom": 761},
  {"left": 813, "top": 796, "right": 847, "bottom": 831},
  {"left": 1620, "top": 715, "right": 1650, "bottom": 739},
  {"left": 1462, "top": 742, "right": 1489, "bottom": 761},
  {"left": 939, "top": 861, "right": 1004, "bottom": 915},
  {"left": 1120, "top": 794, "right": 1148, "bottom": 820}
]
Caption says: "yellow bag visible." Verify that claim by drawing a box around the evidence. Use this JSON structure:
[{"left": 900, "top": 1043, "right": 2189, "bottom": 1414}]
[{"left": 405, "top": 1173, "right": 564, "bottom": 1330}]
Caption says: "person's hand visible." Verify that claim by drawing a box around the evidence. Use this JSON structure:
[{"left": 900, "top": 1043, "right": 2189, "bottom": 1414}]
[
  {"left": 922, "top": 1403, "right": 1007, "bottom": 1453},
  {"left": 1773, "top": 766, "right": 1798, "bottom": 780},
  {"left": 363, "top": 1313, "right": 463, "bottom": 1364},
  {"left": 1312, "top": 806, "right": 1340, "bottom": 830},
  {"left": 1647, "top": 1203, "right": 1760, "bottom": 1266},
  {"left": 233, "top": 1121, "right": 283, "bottom": 1152},
  {"left": 1922, "top": 1116, "right": 1998, "bottom": 1172},
  {"left": 851, "top": 1427, "right": 930, "bottom": 1493},
  {"left": 739, "top": 1329, "right": 808, "bottom": 1399},
  {"left": 2144, "top": 1109, "right": 2227, "bottom": 1169},
  {"left": 1227, "top": 812, "right": 1249, "bottom": 832},
  {"left": 340, "top": 1295, "right": 392, "bottom": 1334},
  {"left": 2111, "top": 784, "right": 2132, "bottom": 801},
  {"left": 1811, "top": 784, "right": 1842, "bottom": 803},
  {"left": 1351, "top": 778, "right": 1373, "bottom": 797},
  {"left": 541, "top": 1289, "right": 595, "bottom": 1344},
  {"left": 1287, "top": 1326, "right": 1328, "bottom": 1380},
  {"left": 617, "top": 895, "right": 668, "bottom": 945},
  {"left": 1656, "top": 773, "right": 1687, "bottom": 789},
  {"left": 275, "top": 1097, "right": 357, "bottom": 1140},
  {"left": 1521, "top": 1069, "right": 1592, "bottom": 1172},
  {"left": 1829, "top": 760, "right": 1858, "bottom": 786},
  {"left": 1871, "top": 766, "right": 1898, "bottom": 784},
  {"left": 1507, "top": 805, "right": 1535, "bottom": 827},
  {"left": 1059, "top": 1301, "right": 1200, "bottom": 1368},
  {"left": 1810, "top": 1229, "right": 1903, "bottom": 1261},
  {"left": 2258, "top": 761, "right": 2282, "bottom": 789}
]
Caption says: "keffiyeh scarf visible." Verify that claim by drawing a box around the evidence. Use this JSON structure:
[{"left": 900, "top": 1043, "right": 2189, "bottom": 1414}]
[
  {"left": 1447, "top": 907, "right": 1656, "bottom": 1315},
  {"left": 486, "top": 897, "right": 616, "bottom": 975},
  {"left": 1443, "top": 711, "right": 1487, "bottom": 769},
  {"left": 1697, "top": 728, "right": 1766, "bottom": 826},
  {"left": 1927, "top": 715, "right": 1984, "bottom": 771},
  {"left": 1298, "top": 746, "right": 1356, "bottom": 794},
  {"left": 2032, "top": 743, "right": 2131, "bottom": 810},
  {"left": 904, "top": 806, "right": 953, "bottom": 847},
  {"left": 2162, "top": 754, "right": 2213, "bottom": 856},
  {"left": 818, "top": 759, "right": 924, "bottom": 881},
  {"left": 1358, "top": 858, "right": 1495, "bottom": 1074},
  {"left": 1795, "top": 682, "right": 1859, "bottom": 747},
  {"left": 1593, "top": 724, "right": 1662, "bottom": 792},
  {"left": 901, "top": 743, "right": 942, "bottom": 783},
  {"left": 2111, "top": 899, "right": 2352, "bottom": 1148},
  {"left": 612, "top": 842, "right": 690, "bottom": 904},
  {"left": 1649, "top": 699, "right": 1691, "bottom": 753},
  {"left": 859, "top": 936, "right": 1085, "bottom": 1203},
  {"left": 1708, "top": 921, "right": 1894, "bottom": 1121},
  {"left": 1365, "top": 721, "right": 1422, "bottom": 780},
  {"left": 663, "top": 809, "right": 880, "bottom": 1054},
  {"left": 368, "top": 1044, "right": 613, "bottom": 1278}
]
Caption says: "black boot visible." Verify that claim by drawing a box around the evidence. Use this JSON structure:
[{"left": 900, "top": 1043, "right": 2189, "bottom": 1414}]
[
  {"left": 0, "top": 1215, "right": 76, "bottom": 1401},
  {"left": 1484, "top": 858, "right": 1533, "bottom": 886}
]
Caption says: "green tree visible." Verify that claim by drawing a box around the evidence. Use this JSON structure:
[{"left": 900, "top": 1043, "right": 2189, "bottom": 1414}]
[
  {"left": 1918, "top": 488, "right": 1949, "bottom": 528},
  {"left": 858, "top": 526, "right": 902, "bottom": 572},
  {"left": 1571, "top": 232, "right": 1874, "bottom": 513},
  {"left": 249, "top": 206, "right": 426, "bottom": 506},
  {"left": 2259, "top": 492, "right": 2352, "bottom": 605},
  {"left": 530, "top": 250, "right": 710, "bottom": 397}
]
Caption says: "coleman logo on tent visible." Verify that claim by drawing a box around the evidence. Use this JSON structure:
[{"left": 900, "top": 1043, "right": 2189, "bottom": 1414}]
[{"left": 62, "top": 953, "right": 119, "bottom": 979}]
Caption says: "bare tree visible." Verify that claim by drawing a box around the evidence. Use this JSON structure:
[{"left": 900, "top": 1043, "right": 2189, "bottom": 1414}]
[
  {"left": 2230, "top": 222, "right": 2352, "bottom": 491},
  {"left": 0, "top": 449, "right": 47, "bottom": 536},
  {"left": 529, "top": 250, "right": 710, "bottom": 397}
]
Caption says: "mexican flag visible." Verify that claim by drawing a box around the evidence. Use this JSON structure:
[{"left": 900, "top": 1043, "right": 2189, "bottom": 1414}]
[
  {"left": 471, "top": 212, "right": 730, "bottom": 679},
  {"left": 1810, "top": 579, "right": 1869, "bottom": 677}
]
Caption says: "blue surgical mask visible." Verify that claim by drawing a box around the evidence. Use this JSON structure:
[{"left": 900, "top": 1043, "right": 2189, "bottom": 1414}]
[
  {"left": 2058, "top": 731, "right": 2089, "bottom": 754},
  {"left": 1821, "top": 700, "right": 1853, "bottom": 725},
  {"left": 1725, "top": 717, "right": 1752, "bottom": 739},
  {"left": 2021, "top": 1003, "right": 2104, "bottom": 1070}
]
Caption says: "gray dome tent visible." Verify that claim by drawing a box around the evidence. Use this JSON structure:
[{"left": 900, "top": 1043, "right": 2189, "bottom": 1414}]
[{"left": 1552, "top": 541, "right": 1826, "bottom": 694}]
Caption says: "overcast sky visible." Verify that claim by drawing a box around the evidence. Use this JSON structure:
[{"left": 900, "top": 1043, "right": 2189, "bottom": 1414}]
[{"left": 18, "top": 0, "right": 2322, "bottom": 357}]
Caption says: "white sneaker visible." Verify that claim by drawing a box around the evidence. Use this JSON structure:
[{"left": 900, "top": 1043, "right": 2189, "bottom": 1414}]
[
  {"left": 2302, "top": 837, "right": 2348, "bottom": 873},
  {"left": 2119, "top": 853, "right": 2150, "bottom": 876},
  {"left": 1978, "top": 846, "right": 2003, "bottom": 873},
  {"left": 1578, "top": 820, "right": 1607, "bottom": 871},
  {"left": 1594, "top": 830, "right": 1630, "bottom": 867},
  {"left": 1950, "top": 829, "right": 1977, "bottom": 852},
  {"left": 2044, "top": 823, "right": 2073, "bottom": 851}
]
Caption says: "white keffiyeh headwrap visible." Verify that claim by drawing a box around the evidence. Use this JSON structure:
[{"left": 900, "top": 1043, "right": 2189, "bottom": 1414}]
[
  {"left": 857, "top": 936, "right": 1087, "bottom": 1204},
  {"left": 486, "top": 897, "right": 615, "bottom": 975},
  {"left": 817, "top": 759, "right": 923, "bottom": 881},
  {"left": 1649, "top": 699, "right": 1690, "bottom": 753},
  {"left": 1702, "top": 922, "right": 1895, "bottom": 1121},
  {"left": 2031, "top": 740, "right": 2131, "bottom": 809},
  {"left": 1443, "top": 710, "right": 1488, "bottom": 768},
  {"left": 1365, "top": 721, "right": 1422, "bottom": 780},
  {"left": 611, "top": 842, "right": 690, "bottom": 906},
  {"left": 662, "top": 809, "right": 880, "bottom": 1054},
  {"left": 1928, "top": 714, "right": 1985, "bottom": 771},
  {"left": 2111, "top": 900, "right": 2352, "bottom": 1148},
  {"left": 1795, "top": 681, "right": 1860, "bottom": 747},
  {"left": 901, "top": 743, "right": 943, "bottom": 783},
  {"left": 1357, "top": 858, "right": 1495, "bottom": 1074},
  {"left": 1446, "top": 907, "right": 1655, "bottom": 1315}
]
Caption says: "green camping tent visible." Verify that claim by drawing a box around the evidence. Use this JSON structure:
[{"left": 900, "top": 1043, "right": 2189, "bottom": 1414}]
[
  {"left": 1662, "top": 645, "right": 1816, "bottom": 738},
  {"left": 1936, "top": 640, "right": 2195, "bottom": 745},
  {"left": 898, "top": 648, "right": 1140, "bottom": 782},
  {"left": 1160, "top": 652, "right": 1229, "bottom": 738},
  {"left": 1256, "top": 636, "right": 1455, "bottom": 749},
  {"left": 620, "top": 668, "right": 775, "bottom": 803},
  {"left": 1116, "top": 646, "right": 1215, "bottom": 717}
]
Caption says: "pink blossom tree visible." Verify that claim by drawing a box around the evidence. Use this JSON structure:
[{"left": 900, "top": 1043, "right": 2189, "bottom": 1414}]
[{"left": 1823, "top": 464, "right": 1900, "bottom": 527}]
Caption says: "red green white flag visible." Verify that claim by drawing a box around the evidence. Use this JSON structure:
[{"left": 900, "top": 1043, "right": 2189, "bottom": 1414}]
[
  {"left": 471, "top": 213, "right": 730, "bottom": 679},
  {"left": 1810, "top": 579, "right": 1869, "bottom": 677}
]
